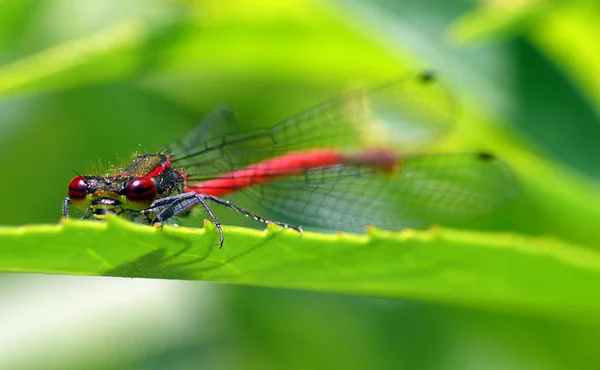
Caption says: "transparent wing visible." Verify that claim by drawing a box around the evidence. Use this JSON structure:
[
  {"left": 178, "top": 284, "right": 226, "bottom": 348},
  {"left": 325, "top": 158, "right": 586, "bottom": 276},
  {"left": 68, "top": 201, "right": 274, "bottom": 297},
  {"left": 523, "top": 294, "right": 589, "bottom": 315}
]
[
  {"left": 243, "top": 152, "right": 517, "bottom": 231},
  {"left": 169, "top": 71, "right": 456, "bottom": 181}
]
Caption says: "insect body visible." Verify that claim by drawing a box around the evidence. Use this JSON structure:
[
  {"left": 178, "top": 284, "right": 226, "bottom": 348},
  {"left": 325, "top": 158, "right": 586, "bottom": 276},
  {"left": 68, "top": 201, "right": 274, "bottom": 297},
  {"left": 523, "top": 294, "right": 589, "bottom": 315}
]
[{"left": 63, "top": 72, "right": 517, "bottom": 247}]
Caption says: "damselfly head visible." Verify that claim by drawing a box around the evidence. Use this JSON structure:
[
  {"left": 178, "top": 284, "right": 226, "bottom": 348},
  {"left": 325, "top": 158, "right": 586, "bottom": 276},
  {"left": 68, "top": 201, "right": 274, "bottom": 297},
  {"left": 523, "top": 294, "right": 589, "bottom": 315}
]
[{"left": 67, "top": 174, "right": 158, "bottom": 218}]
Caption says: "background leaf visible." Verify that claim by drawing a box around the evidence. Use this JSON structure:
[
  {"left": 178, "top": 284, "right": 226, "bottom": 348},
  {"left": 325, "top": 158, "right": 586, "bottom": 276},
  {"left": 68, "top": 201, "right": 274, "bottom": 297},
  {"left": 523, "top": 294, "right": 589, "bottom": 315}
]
[{"left": 0, "top": 0, "right": 599, "bottom": 369}]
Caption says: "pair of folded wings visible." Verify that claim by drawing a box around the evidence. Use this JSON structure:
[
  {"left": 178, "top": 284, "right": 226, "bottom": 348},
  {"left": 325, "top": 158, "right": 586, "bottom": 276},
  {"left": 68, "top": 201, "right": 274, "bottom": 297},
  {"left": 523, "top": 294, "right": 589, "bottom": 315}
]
[{"left": 168, "top": 72, "right": 517, "bottom": 231}]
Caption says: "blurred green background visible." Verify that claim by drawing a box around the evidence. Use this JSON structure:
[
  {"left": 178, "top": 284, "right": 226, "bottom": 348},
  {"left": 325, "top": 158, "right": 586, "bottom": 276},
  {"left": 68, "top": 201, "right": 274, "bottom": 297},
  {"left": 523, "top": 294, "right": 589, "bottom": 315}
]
[{"left": 0, "top": 0, "right": 599, "bottom": 369}]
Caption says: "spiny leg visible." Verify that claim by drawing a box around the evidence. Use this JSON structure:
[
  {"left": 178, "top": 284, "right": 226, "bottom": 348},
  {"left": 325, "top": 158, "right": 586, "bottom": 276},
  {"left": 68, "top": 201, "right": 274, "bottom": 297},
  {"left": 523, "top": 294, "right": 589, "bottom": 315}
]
[
  {"left": 62, "top": 198, "right": 72, "bottom": 218},
  {"left": 203, "top": 194, "right": 303, "bottom": 236},
  {"left": 146, "top": 192, "right": 225, "bottom": 248},
  {"left": 143, "top": 192, "right": 303, "bottom": 247}
]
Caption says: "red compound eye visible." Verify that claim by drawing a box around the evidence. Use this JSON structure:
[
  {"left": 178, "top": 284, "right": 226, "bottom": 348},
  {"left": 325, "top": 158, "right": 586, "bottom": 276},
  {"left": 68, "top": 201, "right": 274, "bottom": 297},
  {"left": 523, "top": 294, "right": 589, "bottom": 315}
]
[
  {"left": 68, "top": 176, "right": 87, "bottom": 201},
  {"left": 125, "top": 177, "right": 157, "bottom": 208}
]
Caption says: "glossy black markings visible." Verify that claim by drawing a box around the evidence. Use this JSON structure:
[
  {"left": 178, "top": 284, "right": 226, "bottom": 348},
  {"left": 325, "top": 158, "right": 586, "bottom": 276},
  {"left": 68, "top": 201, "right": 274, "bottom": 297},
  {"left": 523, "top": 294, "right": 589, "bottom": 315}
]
[{"left": 151, "top": 166, "right": 186, "bottom": 198}]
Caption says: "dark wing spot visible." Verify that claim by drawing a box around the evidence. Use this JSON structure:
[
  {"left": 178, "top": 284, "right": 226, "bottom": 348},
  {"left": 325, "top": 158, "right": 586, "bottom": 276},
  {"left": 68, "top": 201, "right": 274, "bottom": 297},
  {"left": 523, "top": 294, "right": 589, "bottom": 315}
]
[
  {"left": 476, "top": 152, "right": 496, "bottom": 161},
  {"left": 418, "top": 70, "right": 437, "bottom": 83}
]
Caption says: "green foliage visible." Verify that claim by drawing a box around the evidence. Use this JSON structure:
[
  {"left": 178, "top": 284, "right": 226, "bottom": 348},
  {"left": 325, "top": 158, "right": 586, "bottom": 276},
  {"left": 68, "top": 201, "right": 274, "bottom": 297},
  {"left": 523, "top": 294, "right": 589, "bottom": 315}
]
[
  {"left": 2, "top": 216, "right": 600, "bottom": 322},
  {"left": 0, "top": 0, "right": 599, "bottom": 369}
]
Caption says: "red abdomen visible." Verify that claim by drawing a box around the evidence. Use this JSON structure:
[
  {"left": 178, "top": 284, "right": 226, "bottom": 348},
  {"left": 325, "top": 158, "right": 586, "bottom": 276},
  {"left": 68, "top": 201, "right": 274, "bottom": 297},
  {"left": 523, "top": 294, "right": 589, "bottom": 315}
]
[{"left": 185, "top": 148, "right": 396, "bottom": 196}]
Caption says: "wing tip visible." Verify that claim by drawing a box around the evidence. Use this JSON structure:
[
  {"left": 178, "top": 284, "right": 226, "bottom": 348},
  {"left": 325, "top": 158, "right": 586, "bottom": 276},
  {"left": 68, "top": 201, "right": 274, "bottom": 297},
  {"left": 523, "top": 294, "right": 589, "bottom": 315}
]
[
  {"left": 418, "top": 69, "right": 437, "bottom": 83},
  {"left": 476, "top": 151, "right": 496, "bottom": 161}
]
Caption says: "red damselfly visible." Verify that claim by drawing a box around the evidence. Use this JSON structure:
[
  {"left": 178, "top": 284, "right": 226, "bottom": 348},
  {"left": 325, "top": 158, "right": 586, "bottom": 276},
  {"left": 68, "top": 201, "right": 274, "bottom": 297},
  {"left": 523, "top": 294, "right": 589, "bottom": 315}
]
[{"left": 63, "top": 71, "right": 516, "bottom": 247}]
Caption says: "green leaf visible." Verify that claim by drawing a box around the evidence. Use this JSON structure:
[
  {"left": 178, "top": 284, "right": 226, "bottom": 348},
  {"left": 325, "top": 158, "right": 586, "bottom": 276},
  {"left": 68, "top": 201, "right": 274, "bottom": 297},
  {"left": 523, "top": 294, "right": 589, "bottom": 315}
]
[
  {"left": 0, "top": 20, "right": 149, "bottom": 96},
  {"left": 449, "top": 0, "right": 553, "bottom": 45},
  {"left": 529, "top": 0, "right": 600, "bottom": 109},
  {"left": 450, "top": 0, "right": 600, "bottom": 111},
  {"left": 2, "top": 216, "right": 600, "bottom": 321}
]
